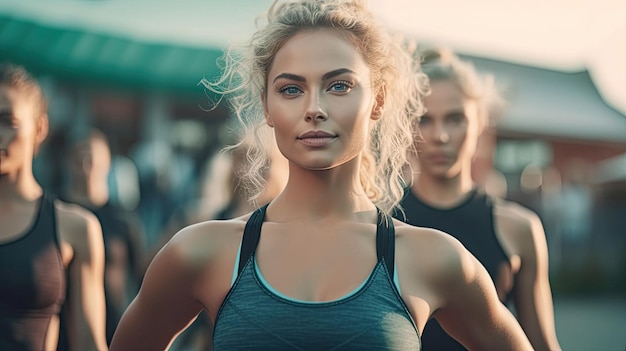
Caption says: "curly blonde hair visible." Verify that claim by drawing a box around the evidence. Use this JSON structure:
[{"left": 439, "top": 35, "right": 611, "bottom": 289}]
[{"left": 200, "top": 0, "right": 427, "bottom": 215}]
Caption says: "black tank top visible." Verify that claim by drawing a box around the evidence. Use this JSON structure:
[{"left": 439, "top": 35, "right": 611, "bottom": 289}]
[
  {"left": 395, "top": 187, "right": 510, "bottom": 351},
  {"left": 0, "top": 192, "right": 66, "bottom": 350}
]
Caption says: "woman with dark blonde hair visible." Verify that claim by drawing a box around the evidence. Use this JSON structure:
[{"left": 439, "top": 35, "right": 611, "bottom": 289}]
[{"left": 396, "top": 48, "right": 561, "bottom": 350}]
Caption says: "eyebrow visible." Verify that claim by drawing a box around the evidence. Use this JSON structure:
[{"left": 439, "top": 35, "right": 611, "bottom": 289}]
[
  {"left": 322, "top": 68, "right": 354, "bottom": 81},
  {"left": 446, "top": 110, "right": 466, "bottom": 117},
  {"left": 272, "top": 68, "right": 355, "bottom": 84},
  {"left": 273, "top": 73, "right": 305, "bottom": 84}
]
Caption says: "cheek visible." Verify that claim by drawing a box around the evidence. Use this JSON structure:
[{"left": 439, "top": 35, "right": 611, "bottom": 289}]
[
  {"left": 269, "top": 111, "right": 294, "bottom": 138},
  {"left": 335, "top": 95, "right": 373, "bottom": 128},
  {"left": 456, "top": 125, "right": 480, "bottom": 155},
  {"left": 266, "top": 96, "right": 297, "bottom": 124},
  {"left": 15, "top": 126, "right": 35, "bottom": 144}
]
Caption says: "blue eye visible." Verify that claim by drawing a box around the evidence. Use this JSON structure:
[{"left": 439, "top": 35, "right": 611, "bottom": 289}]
[
  {"left": 0, "top": 118, "right": 17, "bottom": 128},
  {"left": 279, "top": 85, "right": 303, "bottom": 96},
  {"left": 418, "top": 117, "right": 431, "bottom": 125},
  {"left": 447, "top": 114, "right": 466, "bottom": 124},
  {"left": 328, "top": 80, "right": 353, "bottom": 93}
]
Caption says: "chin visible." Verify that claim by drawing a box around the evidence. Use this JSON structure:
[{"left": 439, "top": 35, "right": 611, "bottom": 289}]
[{"left": 423, "top": 168, "right": 458, "bottom": 181}]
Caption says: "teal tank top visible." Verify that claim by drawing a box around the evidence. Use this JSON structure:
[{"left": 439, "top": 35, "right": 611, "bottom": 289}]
[{"left": 212, "top": 205, "right": 421, "bottom": 350}]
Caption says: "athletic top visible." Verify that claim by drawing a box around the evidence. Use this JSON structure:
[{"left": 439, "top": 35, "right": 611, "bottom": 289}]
[
  {"left": 212, "top": 205, "right": 421, "bottom": 350},
  {"left": 0, "top": 193, "right": 66, "bottom": 350},
  {"left": 396, "top": 187, "right": 511, "bottom": 351}
]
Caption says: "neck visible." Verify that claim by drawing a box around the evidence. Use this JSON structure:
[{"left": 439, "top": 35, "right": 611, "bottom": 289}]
[
  {"left": 412, "top": 165, "right": 475, "bottom": 208},
  {"left": 269, "top": 157, "right": 376, "bottom": 223},
  {"left": 66, "top": 177, "right": 109, "bottom": 208},
  {"left": 0, "top": 168, "right": 42, "bottom": 202}
]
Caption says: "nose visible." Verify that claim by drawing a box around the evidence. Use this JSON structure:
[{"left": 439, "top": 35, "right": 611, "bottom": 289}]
[
  {"left": 432, "top": 122, "right": 449, "bottom": 144},
  {"left": 304, "top": 92, "right": 327, "bottom": 123}
]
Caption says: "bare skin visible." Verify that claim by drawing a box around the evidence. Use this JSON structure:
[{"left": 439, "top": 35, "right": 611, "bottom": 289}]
[
  {"left": 0, "top": 85, "right": 108, "bottom": 351},
  {"left": 111, "top": 29, "right": 532, "bottom": 351},
  {"left": 111, "top": 209, "right": 531, "bottom": 351},
  {"left": 65, "top": 132, "right": 147, "bottom": 321},
  {"left": 411, "top": 79, "right": 560, "bottom": 350}
]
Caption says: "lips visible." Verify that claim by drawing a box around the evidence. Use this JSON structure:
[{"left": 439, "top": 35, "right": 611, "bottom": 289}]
[
  {"left": 426, "top": 152, "right": 452, "bottom": 164},
  {"left": 297, "top": 130, "right": 337, "bottom": 147}
]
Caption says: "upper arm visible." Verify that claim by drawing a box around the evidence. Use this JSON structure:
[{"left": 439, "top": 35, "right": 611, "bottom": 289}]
[
  {"left": 57, "top": 203, "right": 108, "bottom": 351},
  {"left": 109, "top": 228, "right": 205, "bottom": 351},
  {"left": 498, "top": 204, "right": 561, "bottom": 350},
  {"left": 431, "top": 235, "right": 533, "bottom": 351}
]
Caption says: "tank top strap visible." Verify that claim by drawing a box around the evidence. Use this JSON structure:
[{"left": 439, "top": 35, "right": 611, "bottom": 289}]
[
  {"left": 238, "top": 204, "right": 395, "bottom": 277},
  {"left": 41, "top": 191, "right": 56, "bottom": 215},
  {"left": 40, "top": 192, "right": 60, "bottom": 247},
  {"left": 238, "top": 204, "right": 269, "bottom": 275},
  {"left": 375, "top": 209, "right": 395, "bottom": 277}
]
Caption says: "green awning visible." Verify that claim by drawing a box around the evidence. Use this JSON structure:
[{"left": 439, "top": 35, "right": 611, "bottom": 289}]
[{"left": 0, "top": 14, "right": 223, "bottom": 93}]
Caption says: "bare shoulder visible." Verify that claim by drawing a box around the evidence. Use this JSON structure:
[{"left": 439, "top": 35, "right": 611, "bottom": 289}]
[
  {"left": 493, "top": 199, "right": 545, "bottom": 246},
  {"left": 159, "top": 215, "right": 250, "bottom": 268},
  {"left": 54, "top": 199, "right": 98, "bottom": 228},
  {"left": 394, "top": 219, "right": 466, "bottom": 253},
  {"left": 139, "top": 214, "right": 252, "bottom": 304},
  {"left": 394, "top": 220, "right": 474, "bottom": 282},
  {"left": 494, "top": 199, "right": 541, "bottom": 227},
  {"left": 54, "top": 199, "right": 102, "bottom": 248}
]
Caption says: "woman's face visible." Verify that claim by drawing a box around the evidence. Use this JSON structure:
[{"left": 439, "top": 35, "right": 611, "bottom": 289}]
[
  {"left": 0, "top": 87, "right": 43, "bottom": 175},
  {"left": 416, "top": 79, "right": 480, "bottom": 179},
  {"left": 263, "top": 28, "right": 379, "bottom": 171}
]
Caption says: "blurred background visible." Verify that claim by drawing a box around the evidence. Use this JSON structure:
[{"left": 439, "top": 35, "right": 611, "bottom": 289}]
[{"left": 1, "top": 0, "right": 624, "bottom": 350}]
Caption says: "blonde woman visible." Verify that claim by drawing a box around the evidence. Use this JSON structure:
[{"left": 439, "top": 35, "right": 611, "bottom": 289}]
[{"left": 110, "top": 1, "right": 532, "bottom": 350}]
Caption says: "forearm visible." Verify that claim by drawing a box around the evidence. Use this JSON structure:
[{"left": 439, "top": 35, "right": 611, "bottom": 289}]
[
  {"left": 514, "top": 262, "right": 561, "bottom": 350},
  {"left": 67, "top": 272, "right": 108, "bottom": 350},
  {"left": 67, "top": 305, "right": 107, "bottom": 351},
  {"left": 485, "top": 304, "right": 535, "bottom": 351},
  {"left": 516, "top": 293, "right": 561, "bottom": 351}
]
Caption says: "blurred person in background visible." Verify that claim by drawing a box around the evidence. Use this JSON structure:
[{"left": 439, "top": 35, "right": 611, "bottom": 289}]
[
  {"left": 395, "top": 48, "right": 561, "bottom": 350},
  {"left": 129, "top": 139, "right": 176, "bottom": 248},
  {"left": 110, "top": 1, "right": 533, "bottom": 350},
  {"left": 0, "top": 63, "right": 108, "bottom": 350},
  {"left": 189, "top": 129, "right": 288, "bottom": 224},
  {"left": 170, "top": 131, "right": 288, "bottom": 351},
  {"left": 62, "top": 128, "right": 147, "bottom": 346}
]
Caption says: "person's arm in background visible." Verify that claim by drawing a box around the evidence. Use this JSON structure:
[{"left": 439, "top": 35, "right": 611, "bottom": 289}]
[
  {"left": 56, "top": 202, "right": 108, "bottom": 351},
  {"left": 498, "top": 203, "right": 562, "bottom": 350}
]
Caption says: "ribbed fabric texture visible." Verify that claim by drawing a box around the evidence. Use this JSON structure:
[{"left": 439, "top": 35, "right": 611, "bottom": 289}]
[{"left": 0, "top": 193, "right": 65, "bottom": 350}]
